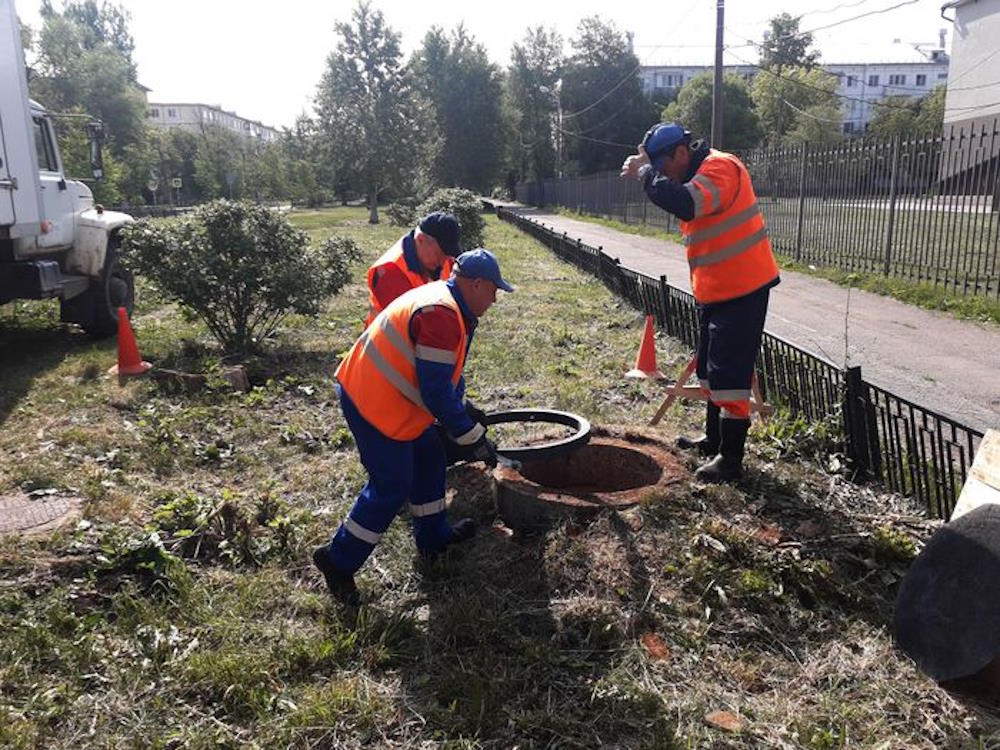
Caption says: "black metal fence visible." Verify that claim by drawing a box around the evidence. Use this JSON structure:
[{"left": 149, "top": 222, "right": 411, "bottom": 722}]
[
  {"left": 516, "top": 121, "right": 1000, "bottom": 299},
  {"left": 499, "top": 207, "right": 983, "bottom": 520}
]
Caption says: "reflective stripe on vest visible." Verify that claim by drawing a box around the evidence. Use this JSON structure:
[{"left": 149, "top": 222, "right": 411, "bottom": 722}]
[
  {"left": 366, "top": 236, "right": 432, "bottom": 326},
  {"left": 338, "top": 281, "right": 467, "bottom": 441},
  {"left": 680, "top": 151, "right": 779, "bottom": 304}
]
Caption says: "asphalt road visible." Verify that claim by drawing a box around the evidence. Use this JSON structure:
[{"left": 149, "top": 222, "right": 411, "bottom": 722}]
[{"left": 506, "top": 207, "right": 1000, "bottom": 434}]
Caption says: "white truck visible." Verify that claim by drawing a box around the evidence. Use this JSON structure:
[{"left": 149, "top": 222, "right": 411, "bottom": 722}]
[{"left": 1, "top": 0, "right": 134, "bottom": 337}]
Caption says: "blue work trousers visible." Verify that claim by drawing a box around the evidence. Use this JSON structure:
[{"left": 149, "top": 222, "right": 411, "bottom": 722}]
[
  {"left": 696, "top": 285, "right": 770, "bottom": 420},
  {"left": 326, "top": 386, "right": 452, "bottom": 575}
]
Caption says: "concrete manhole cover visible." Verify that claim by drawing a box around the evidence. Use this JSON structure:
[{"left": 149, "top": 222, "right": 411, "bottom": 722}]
[{"left": 0, "top": 493, "right": 84, "bottom": 537}]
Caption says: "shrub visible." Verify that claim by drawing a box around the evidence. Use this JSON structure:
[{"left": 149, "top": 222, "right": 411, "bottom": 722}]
[
  {"left": 385, "top": 200, "right": 417, "bottom": 227},
  {"left": 122, "top": 200, "right": 360, "bottom": 355},
  {"left": 417, "top": 187, "right": 486, "bottom": 250}
]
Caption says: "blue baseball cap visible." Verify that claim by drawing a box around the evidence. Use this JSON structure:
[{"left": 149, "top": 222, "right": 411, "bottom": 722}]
[
  {"left": 418, "top": 211, "right": 461, "bottom": 257},
  {"left": 453, "top": 248, "right": 514, "bottom": 292},
  {"left": 641, "top": 122, "right": 692, "bottom": 171}
]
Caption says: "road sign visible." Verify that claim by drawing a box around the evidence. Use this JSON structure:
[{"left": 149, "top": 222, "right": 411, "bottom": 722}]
[{"left": 170, "top": 177, "right": 182, "bottom": 189}]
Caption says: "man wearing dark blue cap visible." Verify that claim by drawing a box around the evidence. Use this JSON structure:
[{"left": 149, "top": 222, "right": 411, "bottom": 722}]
[
  {"left": 621, "top": 123, "right": 780, "bottom": 482},
  {"left": 313, "top": 248, "right": 514, "bottom": 605},
  {"left": 364, "top": 211, "right": 463, "bottom": 326}
]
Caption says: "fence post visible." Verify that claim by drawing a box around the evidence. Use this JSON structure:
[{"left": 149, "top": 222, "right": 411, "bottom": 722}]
[
  {"left": 795, "top": 144, "right": 808, "bottom": 262},
  {"left": 842, "top": 365, "right": 873, "bottom": 479},
  {"left": 883, "top": 135, "right": 902, "bottom": 276},
  {"left": 658, "top": 274, "right": 670, "bottom": 332}
]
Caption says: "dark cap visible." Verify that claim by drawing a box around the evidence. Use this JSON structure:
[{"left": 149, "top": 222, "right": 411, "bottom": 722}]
[
  {"left": 418, "top": 211, "right": 461, "bottom": 257},
  {"left": 453, "top": 248, "right": 514, "bottom": 292}
]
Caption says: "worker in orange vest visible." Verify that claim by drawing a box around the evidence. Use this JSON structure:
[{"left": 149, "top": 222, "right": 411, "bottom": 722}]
[
  {"left": 313, "top": 249, "right": 514, "bottom": 605},
  {"left": 365, "top": 211, "right": 461, "bottom": 326},
  {"left": 621, "top": 122, "right": 780, "bottom": 482}
]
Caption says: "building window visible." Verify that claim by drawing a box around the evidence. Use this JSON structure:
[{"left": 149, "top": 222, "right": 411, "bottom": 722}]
[
  {"left": 167, "top": 108, "right": 177, "bottom": 118},
  {"left": 843, "top": 122, "right": 855, "bottom": 134},
  {"left": 147, "top": 108, "right": 160, "bottom": 118},
  {"left": 846, "top": 75, "right": 856, "bottom": 87},
  {"left": 916, "top": 74, "right": 927, "bottom": 86},
  {"left": 889, "top": 74, "right": 906, "bottom": 86},
  {"left": 938, "top": 72, "right": 947, "bottom": 79},
  {"left": 868, "top": 74, "right": 879, "bottom": 87}
]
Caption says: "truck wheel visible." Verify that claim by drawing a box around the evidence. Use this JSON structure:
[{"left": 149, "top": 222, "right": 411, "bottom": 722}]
[{"left": 80, "top": 236, "right": 134, "bottom": 338}]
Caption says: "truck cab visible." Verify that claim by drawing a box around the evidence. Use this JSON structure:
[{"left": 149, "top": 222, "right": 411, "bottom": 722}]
[{"left": 1, "top": 0, "right": 135, "bottom": 337}]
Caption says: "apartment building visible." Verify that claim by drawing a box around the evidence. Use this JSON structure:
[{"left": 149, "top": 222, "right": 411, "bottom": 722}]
[{"left": 146, "top": 102, "right": 281, "bottom": 143}]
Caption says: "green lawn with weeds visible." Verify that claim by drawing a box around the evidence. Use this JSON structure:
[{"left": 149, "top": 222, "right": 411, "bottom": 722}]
[{"left": 1, "top": 210, "right": 998, "bottom": 748}]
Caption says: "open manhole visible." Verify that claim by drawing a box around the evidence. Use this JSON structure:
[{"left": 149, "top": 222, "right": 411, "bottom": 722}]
[
  {"left": 493, "top": 427, "right": 688, "bottom": 532},
  {"left": 0, "top": 493, "right": 83, "bottom": 538}
]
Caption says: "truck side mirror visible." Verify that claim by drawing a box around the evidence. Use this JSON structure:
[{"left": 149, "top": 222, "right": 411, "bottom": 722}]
[{"left": 86, "top": 121, "right": 105, "bottom": 181}]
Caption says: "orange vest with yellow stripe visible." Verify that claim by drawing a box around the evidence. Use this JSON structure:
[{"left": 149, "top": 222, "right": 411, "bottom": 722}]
[
  {"left": 339, "top": 281, "right": 467, "bottom": 441},
  {"left": 365, "top": 236, "right": 454, "bottom": 325},
  {"left": 681, "top": 150, "right": 779, "bottom": 304}
]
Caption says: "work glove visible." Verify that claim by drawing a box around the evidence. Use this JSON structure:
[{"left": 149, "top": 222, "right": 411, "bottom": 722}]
[
  {"left": 465, "top": 400, "right": 488, "bottom": 427},
  {"left": 470, "top": 433, "right": 499, "bottom": 468}
]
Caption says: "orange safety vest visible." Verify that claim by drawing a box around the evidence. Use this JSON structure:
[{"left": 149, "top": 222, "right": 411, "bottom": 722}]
[
  {"left": 338, "top": 281, "right": 468, "bottom": 441},
  {"left": 365, "top": 236, "right": 454, "bottom": 326},
  {"left": 680, "top": 150, "right": 779, "bottom": 304}
]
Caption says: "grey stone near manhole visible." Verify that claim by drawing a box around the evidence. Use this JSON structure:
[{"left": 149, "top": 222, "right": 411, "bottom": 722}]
[
  {"left": 0, "top": 493, "right": 84, "bottom": 538},
  {"left": 894, "top": 503, "right": 1000, "bottom": 685}
]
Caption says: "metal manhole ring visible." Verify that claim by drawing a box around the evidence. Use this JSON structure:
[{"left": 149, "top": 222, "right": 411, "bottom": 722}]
[{"left": 484, "top": 408, "right": 591, "bottom": 462}]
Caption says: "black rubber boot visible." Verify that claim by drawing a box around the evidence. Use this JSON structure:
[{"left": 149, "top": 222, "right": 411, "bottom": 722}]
[
  {"left": 676, "top": 402, "right": 721, "bottom": 457},
  {"left": 312, "top": 545, "right": 360, "bottom": 606},
  {"left": 695, "top": 418, "right": 750, "bottom": 483}
]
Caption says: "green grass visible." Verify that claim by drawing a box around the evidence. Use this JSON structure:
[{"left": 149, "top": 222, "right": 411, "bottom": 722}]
[{"left": 0, "top": 208, "right": 997, "bottom": 748}]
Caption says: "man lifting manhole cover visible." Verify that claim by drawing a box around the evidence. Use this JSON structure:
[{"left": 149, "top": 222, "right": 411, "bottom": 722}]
[{"left": 313, "top": 249, "right": 514, "bottom": 606}]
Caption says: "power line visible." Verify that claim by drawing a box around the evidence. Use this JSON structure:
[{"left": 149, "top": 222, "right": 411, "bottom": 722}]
[
  {"left": 556, "top": 125, "right": 633, "bottom": 149},
  {"left": 781, "top": 97, "right": 843, "bottom": 122},
  {"left": 945, "top": 46, "right": 1000, "bottom": 88},
  {"left": 561, "top": 1, "right": 702, "bottom": 120}
]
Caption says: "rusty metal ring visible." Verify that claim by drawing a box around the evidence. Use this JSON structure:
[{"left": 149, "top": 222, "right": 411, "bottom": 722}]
[{"left": 484, "top": 409, "right": 591, "bottom": 462}]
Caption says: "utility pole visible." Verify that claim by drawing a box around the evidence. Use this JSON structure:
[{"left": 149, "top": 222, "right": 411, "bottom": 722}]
[{"left": 711, "top": 0, "right": 725, "bottom": 149}]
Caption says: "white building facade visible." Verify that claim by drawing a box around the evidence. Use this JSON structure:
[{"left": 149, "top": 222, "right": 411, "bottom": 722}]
[
  {"left": 146, "top": 102, "right": 281, "bottom": 143},
  {"left": 640, "top": 42, "right": 949, "bottom": 134},
  {"left": 942, "top": 0, "right": 1000, "bottom": 126}
]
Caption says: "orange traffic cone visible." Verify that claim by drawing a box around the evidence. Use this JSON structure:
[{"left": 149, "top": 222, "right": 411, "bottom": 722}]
[
  {"left": 107, "top": 307, "right": 152, "bottom": 382},
  {"left": 625, "top": 315, "right": 665, "bottom": 379}
]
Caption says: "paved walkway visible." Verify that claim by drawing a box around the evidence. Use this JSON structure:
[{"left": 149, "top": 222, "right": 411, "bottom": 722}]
[{"left": 501, "top": 205, "right": 999, "bottom": 433}]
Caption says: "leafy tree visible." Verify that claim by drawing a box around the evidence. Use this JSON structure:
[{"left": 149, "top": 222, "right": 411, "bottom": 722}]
[
  {"left": 752, "top": 66, "right": 841, "bottom": 145},
  {"left": 662, "top": 72, "right": 763, "bottom": 151},
  {"left": 122, "top": 201, "right": 360, "bottom": 355},
  {"left": 760, "top": 13, "right": 820, "bottom": 71},
  {"left": 411, "top": 26, "right": 506, "bottom": 193},
  {"left": 869, "top": 86, "right": 946, "bottom": 138},
  {"left": 314, "top": 1, "right": 432, "bottom": 223},
  {"left": 560, "top": 17, "right": 659, "bottom": 175},
  {"left": 504, "top": 26, "right": 563, "bottom": 185},
  {"left": 30, "top": 1, "right": 146, "bottom": 153},
  {"left": 46, "top": 0, "right": 136, "bottom": 74}
]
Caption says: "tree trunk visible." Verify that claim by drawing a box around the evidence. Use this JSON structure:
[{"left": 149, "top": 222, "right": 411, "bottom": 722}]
[{"left": 368, "top": 186, "right": 379, "bottom": 224}]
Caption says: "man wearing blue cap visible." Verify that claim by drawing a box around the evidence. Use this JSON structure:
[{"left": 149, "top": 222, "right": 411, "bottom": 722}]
[
  {"left": 621, "top": 123, "right": 780, "bottom": 482},
  {"left": 364, "top": 211, "right": 462, "bottom": 326},
  {"left": 314, "top": 248, "right": 514, "bottom": 605}
]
